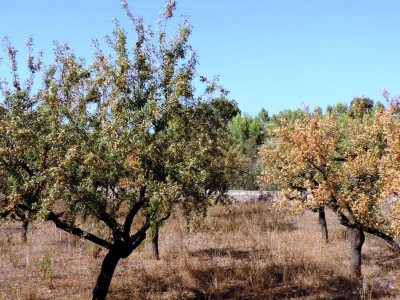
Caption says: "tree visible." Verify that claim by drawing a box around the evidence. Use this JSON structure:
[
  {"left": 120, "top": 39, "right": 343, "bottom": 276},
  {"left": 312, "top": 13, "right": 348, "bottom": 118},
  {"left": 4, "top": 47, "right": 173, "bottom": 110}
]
[
  {"left": 259, "top": 107, "right": 400, "bottom": 276},
  {"left": 373, "top": 100, "right": 385, "bottom": 111},
  {"left": 326, "top": 104, "right": 334, "bottom": 114},
  {"left": 259, "top": 113, "right": 333, "bottom": 243},
  {"left": 334, "top": 102, "right": 349, "bottom": 114},
  {"left": 210, "top": 96, "right": 240, "bottom": 124},
  {"left": 0, "top": 37, "right": 45, "bottom": 243},
  {"left": 378, "top": 101, "right": 400, "bottom": 236},
  {"left": 0, "top": 1, "right": 236, "bottom": 299},
  {"left": 350, "top": 97, "right": 374, "bottom": 118},
  {"left": 313, "top": 105, "right": 323, "bottom": 116},
  {"left": 258, "top": 108, "right": 269, "bottom": 124},
  {"left": 269, "top": 108, "right": 306, "bottom": 126},
  {"left": 326, "top": 102, "right": 349, "bottom": 115},
  {"left": 227, "top": 112, "right": 265, "bottom": 190},
  {"left": 148, "top": 98, "right": 241, "bottom": 260}
]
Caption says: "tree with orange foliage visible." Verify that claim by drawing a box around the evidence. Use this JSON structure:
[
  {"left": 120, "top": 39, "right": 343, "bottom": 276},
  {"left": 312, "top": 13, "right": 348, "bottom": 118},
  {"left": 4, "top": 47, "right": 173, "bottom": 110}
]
[{"left": 260, "top": 103, "right": 400, "bottom": 276}]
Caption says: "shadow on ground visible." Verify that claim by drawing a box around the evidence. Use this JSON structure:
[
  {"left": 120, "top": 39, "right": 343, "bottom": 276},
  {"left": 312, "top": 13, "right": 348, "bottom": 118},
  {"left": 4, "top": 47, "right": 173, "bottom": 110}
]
[{"left": 109, "top": 252, "right": 395, "bottom": 300}]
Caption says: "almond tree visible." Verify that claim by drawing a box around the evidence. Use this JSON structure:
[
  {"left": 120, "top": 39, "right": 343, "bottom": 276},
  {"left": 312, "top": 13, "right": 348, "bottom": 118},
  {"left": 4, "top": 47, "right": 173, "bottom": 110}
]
[
  {"left": 0, "top": 37, "right": 44, "bottom": 243},
  {"left": 379, "top": 96, "right": 400, "bottom": 237},
  {"left": 259, "top": 107, "right": 400, "bottom": 276},
  {"left": 260, "top": 113, "right": 334, "bottom": 243},
  {"left": 149, "top": 97, "right": 242, "bottom": 260},
  {"left": 0, "top": 1, "right": 237, "bottom": 299}
]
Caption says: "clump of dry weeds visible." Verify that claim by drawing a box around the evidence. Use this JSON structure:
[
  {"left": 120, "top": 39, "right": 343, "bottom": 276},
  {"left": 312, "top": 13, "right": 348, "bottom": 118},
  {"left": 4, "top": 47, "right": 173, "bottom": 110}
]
[{"left": 0, "top": 202, "right": 399, "bottom": 299}]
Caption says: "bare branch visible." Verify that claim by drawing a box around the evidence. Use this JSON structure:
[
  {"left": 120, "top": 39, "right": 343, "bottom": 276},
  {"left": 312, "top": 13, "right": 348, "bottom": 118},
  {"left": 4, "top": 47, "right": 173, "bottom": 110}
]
[
  {"left": 98, "top": 211, "right": 120, "bottom": 234},
  {"left": 363, "top": 227, "right": 400, "bottom": 253},
  {"left": 47, "top": 211, "right": 113, "bottom": 250},
  {"left": 156, "top": 211, "right": 171, "bottom": 225},
  {"left": 130, "top": 219, "right": 151, "bottom": 250},
  {"left": 123, "top": 186, "right": 146, "bottom": 235}
]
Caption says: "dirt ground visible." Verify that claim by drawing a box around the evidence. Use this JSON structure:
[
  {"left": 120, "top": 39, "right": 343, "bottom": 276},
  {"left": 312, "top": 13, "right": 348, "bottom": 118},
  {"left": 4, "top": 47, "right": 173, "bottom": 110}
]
[{"left": 1, "top": 202, "right": 400, "bottom": 299}]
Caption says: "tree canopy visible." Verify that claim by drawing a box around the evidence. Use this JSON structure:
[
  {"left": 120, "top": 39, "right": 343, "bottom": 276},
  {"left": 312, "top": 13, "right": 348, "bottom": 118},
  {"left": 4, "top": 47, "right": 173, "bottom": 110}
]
[
  {"left": 259, "top": 103, "right": 400, "bottom": 275},
  {"left": 0, "top": 1, "right": 238, "bottom": 299}
]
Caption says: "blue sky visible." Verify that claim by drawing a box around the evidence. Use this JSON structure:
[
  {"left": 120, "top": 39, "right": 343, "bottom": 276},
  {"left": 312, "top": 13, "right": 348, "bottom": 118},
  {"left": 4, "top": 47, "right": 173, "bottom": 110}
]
[{"left": 1, "top": 0, "right": 400, "bottom": 115}]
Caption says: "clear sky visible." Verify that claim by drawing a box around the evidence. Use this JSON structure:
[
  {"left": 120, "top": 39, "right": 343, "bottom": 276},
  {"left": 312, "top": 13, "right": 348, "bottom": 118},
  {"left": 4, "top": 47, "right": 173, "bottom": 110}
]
[{"left": 1, "top": 0, "right": 400, "bottom": 115}]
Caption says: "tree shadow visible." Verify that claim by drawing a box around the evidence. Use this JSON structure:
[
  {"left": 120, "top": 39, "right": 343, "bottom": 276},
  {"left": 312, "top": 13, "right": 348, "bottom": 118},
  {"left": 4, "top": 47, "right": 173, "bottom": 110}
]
[
  {"left": 273, "top": 276, "right": 360, "bottom": 300},
  {"left": 187, "top": 265, "right": 374, "bottom": 300},
  {"left": 364, "top": 247, "right": 400, "bottom": 271},
  {"left": 109, "top": 272, "right": 173, "bottom": 300},
  {"left": 108, "top": 259, "right": 396, "bottom": 300},
  {"left": 264, "top": 218, "right": 298, "bottom": 232},
  {"left": 108, "top": 241, "right": 399, "bottom": 300},
  {"left": 190, "top": 247, "right": 265, "bottom": 260},
  {"left": 185, "top": 258, "right": 395, "bottom": 300}
]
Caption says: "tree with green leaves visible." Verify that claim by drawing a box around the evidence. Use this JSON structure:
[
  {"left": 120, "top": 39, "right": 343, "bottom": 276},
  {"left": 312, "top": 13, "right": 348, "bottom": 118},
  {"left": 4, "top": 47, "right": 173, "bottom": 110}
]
[
  {"left": 210, "top": 96, "right": 240, "bottom": 124},
  {"left": 227, "top": 112, "right": 265, "bottom": 190},
  {"left": 0, "top": 1, "right": 237, "bottom": 299},
  {"left": 0, "top": 36, "right": 45, "bottom": 243},
  {"left": 326, "top": 102, "right": 349, "bottom": 115}
]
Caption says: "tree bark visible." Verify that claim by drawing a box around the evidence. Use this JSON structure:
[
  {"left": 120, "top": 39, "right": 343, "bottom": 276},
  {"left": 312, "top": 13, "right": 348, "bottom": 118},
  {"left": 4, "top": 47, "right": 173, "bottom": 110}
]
[
  {"left": 21, "top": 218, "right": 29, "bottom": 244},
  {"left": 318, "top": 206, "right": 329, "bottom": 243},
  {"left": 348, "top": 226, "right": 365, "bottom": 277},
  {"left": 150, "top": 213, "right": 170, "bottom": 260},
  {"left": 92, "top": 250, "right": 121, "bottom": 300},
  {"left": 152, "top": 225, "right": 160, "bottom": 260}
]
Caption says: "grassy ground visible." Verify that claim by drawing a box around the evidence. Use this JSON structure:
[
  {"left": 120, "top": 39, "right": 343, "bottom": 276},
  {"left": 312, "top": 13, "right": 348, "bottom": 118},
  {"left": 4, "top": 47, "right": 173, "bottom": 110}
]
[{"left": 1, "top": 201, "right": 400, "bottom": 299}]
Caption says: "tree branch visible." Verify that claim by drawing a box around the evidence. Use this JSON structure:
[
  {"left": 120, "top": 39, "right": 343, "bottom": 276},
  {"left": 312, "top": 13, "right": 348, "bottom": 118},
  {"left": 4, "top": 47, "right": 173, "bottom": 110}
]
[
  {"left": 333, "top": 157, "right": 347, "bottom": 162},
  {"left": 131, "top": 219, "right": 151, "bottom": 250},
  {"left": 17, "top": 160, "right": 34, "bottom": 177},
  {"left": 123, "top": 186, "right": 146, "bottom": 235},
  {"left": 1, "top": 158, "right": 33, "bottom": 177},
  {"left": 62, "top": 171, "right": 120, "bottom": 234},
  {"left": 46, "top": 211, "right": 113, "bottom": 250},
  {"left": 307, "top": 159, "right": 328, "bottom": 181},
  {"left": 0, "top": 210, "right": 12, "bottom": 219},
  {"left": 329, "top": 201, "right": 400, "bottom": 253},
  {"left": 363, "top": 227, "right": 400, "bottom": 253},
  {"left": 156, "top": 211, "right": 171, "bottom": 225},
  {"left": 327, "top": 201, "right": 357, "bottom": 229},
  {"left": 98, "top": 210, "right": 120, "bottom": 234}
]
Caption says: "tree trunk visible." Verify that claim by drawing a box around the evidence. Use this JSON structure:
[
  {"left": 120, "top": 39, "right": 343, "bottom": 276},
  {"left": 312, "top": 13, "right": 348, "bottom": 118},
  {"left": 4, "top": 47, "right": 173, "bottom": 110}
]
[
  {"left": 92, "top": 250, "right": 121, "bottom": 300},
  {"left": 21, "top": 219, "right": 29, "bottom": 244},
  {"left": 152, "top": 225, "right": 160, "bottom": 260},
  {"left": 348, "top": 226, "right": 365, "bottom": 277},
  {"left": 318, "top": 206, "right": 329, "bottom": 243}
]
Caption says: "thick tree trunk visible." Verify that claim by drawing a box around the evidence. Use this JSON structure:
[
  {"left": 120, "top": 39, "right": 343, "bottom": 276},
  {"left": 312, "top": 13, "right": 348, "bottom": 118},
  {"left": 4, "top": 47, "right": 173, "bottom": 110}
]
[
  {"left": 152, "top": 225, "right": 160, "bottom": 260},
  {"left": 92, "top": 250, "right": 121, "bottom": 300},
  {"left": 348, "top": 226, "right": 365, "bottom": 277},
  {"left": 318, "top": 206, "right": 329, "bottom": 243},
  {"left": 21, "top": 219, "right": 29, "bottom": 244}
]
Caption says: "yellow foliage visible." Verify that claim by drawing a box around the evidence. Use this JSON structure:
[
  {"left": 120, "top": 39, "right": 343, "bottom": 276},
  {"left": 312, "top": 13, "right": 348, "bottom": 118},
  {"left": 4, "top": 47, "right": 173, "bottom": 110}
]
[{"left": 260, "top": 106, "right": 400, "bottom": 236}]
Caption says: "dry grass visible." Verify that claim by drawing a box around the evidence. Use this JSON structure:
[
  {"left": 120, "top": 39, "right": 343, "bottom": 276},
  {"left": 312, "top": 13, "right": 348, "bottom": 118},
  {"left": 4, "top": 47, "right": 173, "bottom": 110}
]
[{"left": 1, "top": 201, "right": 400, "bottom": 299}]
